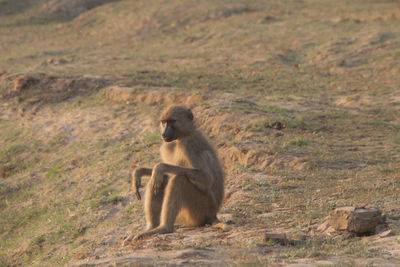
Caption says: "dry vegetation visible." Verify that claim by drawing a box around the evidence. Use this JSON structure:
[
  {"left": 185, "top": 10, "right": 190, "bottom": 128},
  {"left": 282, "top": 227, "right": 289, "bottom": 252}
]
[{"left": 0, "top": 0, "right": 400, "bottom": 266}]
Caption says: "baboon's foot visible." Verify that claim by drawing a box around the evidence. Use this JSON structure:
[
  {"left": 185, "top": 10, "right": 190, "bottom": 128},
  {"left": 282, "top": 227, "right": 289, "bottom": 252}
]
[
  {"left": 133, "top": 226, "right": 172, "bottom": 241},
  {"left": 122, "top": 225, "right": 159, "bottom": 245}
]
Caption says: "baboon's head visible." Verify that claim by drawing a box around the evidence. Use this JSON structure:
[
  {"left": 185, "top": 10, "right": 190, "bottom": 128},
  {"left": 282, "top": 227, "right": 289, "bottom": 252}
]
[{"left": 160, "top": 105, "right": 195, "bottom": 142}]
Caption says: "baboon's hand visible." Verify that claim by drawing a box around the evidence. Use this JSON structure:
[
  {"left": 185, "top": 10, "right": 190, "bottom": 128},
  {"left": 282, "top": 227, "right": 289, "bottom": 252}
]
[{"left": 133, "top": 168, "right": 143, "bottom": 200}]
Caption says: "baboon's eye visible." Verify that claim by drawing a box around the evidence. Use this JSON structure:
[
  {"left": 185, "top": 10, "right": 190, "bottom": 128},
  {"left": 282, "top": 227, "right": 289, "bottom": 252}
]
[{"left": 161, "top": 120, "right": 167, "bottom": 126}]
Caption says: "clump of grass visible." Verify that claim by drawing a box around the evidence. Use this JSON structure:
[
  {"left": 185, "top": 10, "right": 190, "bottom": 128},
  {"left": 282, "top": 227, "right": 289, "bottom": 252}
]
[
  {"left": 29, "top": 235, "right": 46, "bottom": 251},
  {"left": 230, "top": 99, "right": 290, "bottom": 116},
  {"left": 241, "top": 180, "right": 256, "bottom": 191},
  {"left": 48, "top": 132, "right": 69, "bottom": 148},
  {"left": 0, "top": 143, "right": 28, "bottom": 177},
  {"left": 142, "top": 133, "right": 160, "bottom": 146},
  {"left": 265, "top": 239, "right": 278, "bottom": 247},
  {"left": 232, "top": 162, "right": 247, "bottom": 173},
  {"left": 258, "top": 105, "right": 289, "bottom": 115},
  {"left": 46, "top": 164, "right": 61, "bottom": 180},
  {"left": 246, "top": 119, "right": 285, "bottom": 132},
  {"left": 287, "top": 116, "right": 306, "bottom": 130},
  {"left": 288, "top": 138, "right": 308, "bottom": 147},
  {"left": 246, "top": 119, "right": 269, "bottom": 132},
  {"left": 393, "top": 133, "right": 400, "bottom": 144},
  {"left": 107, "top": 195, "right": 124, "bottom": 205},
  {"left": 0, "top": 255, "right": 11, "bottom": 267}
]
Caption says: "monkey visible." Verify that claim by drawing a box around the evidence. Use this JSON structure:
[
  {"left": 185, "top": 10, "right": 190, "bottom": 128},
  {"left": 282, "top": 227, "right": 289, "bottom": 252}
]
[{"left": 125, "top": 105, "right": 224, "bottom": 243}]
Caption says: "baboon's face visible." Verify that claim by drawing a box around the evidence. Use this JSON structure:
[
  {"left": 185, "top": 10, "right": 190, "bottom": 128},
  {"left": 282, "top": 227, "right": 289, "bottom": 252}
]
[
  {"left": 160, "top": 105, "right": 194, "bottom": 142},
  {"left": 161, "top": 119, "right": 178, "bottom": 142}
]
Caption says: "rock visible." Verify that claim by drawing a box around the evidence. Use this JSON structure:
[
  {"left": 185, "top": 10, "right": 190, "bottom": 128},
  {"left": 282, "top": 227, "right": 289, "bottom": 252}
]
[
  {"left": 317, "top": 220, "right": 330, "bottom": 232},
  {"left": 329, "top": 206, "right": 385, "bottom": 234},
  {"left": 316, "top": 206, "right": 387, "bottom": 236}
]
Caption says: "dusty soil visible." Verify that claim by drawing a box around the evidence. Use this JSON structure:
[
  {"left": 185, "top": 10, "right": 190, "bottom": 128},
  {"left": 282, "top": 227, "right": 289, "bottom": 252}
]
[
  {"left": 1, "top": 0, "right": 400, "bottom": 266},
  {"left": 1, "top": 77, "right": 399, "bottom": 266}
]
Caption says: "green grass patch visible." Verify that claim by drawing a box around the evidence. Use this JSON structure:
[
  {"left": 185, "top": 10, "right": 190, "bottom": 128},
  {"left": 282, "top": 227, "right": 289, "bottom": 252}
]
[
  {"left": 106, "top": 195, "right": 124, "bottom": 205},
  {"left": 0, "top": 143, "right": 29, "bottom": 178},
  {"left": 288, "top": 138, "right": 308, "bottom": 147},
  {"left": 46, "top": 164, "right": 61, "bottom": 181}
]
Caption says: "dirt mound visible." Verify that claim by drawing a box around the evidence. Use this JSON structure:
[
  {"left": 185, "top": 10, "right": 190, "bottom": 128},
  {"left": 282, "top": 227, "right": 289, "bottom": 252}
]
[
  {"left": 0, "top": 0, "right": 47, "bottom": 16},
  {"left": 104, "top": 86, "right": 206, "bottom": 107},
  {"left": 335, "top": 95, "right": 373, "bottom": 108},
  {"left": 40, "top": 0, "right": 115, "bottom": 20},
  {"left": 219, "top": 146, "right": 308, "bottom": 171},
  {"left": 103, "top": 88, "right": 309, "bottom": 172},
  {"left": 0, "top": 73, "right": 109, "bottom": 109}
]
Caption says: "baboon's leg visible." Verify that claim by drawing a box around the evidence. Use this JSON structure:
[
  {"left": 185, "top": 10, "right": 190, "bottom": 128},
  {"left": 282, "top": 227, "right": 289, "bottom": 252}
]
[
  {"left": 158, "top": 176, "right": 184, "bottom": 231},
  {"left": 144, "top": 174, "right": 168, "bottom": 230},
  {"left": 134, "top": 176, "right": 215, "bottom": 240},
  {"left": 160, "top": 175, "right": 214, "bottom": 229},
  {"left": 123, "top": 174, "right": 167, "bottom": 246}
]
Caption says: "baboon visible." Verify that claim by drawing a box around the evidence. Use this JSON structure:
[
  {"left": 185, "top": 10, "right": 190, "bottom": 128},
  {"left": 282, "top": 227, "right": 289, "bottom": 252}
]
[{"left": 126, "top": 105, "right": 224, "bottom": 242}]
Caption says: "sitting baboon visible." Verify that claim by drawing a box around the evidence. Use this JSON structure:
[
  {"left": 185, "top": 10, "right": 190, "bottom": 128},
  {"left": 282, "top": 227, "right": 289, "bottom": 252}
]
[{"left": 126, "top": 105, "right": 224, "bottom": 242}]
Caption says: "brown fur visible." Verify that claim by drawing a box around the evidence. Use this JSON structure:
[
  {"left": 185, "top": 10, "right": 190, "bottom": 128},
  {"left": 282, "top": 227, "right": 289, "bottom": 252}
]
[{"left": 125, "top": 105, "right": 224, "bottom": 242}]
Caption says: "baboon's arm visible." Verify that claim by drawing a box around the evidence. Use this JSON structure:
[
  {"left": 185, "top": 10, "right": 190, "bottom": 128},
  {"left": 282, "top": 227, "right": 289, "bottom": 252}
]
[
  {"left": 132, "top": 167, "right": 152, "bottom": 200},
  {"left": 153, "top": 162, "right": 214, "bottom": 193}
]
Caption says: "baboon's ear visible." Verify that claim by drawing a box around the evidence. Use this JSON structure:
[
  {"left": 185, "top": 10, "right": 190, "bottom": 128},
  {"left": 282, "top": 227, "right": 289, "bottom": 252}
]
[{"left": 187, "top": 109, "right": 194, "bottom": 120}]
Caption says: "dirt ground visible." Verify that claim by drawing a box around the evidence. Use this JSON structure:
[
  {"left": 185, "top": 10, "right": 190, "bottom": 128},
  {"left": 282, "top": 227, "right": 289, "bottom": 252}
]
[{"left": 1, "top": 0, "right": 400, "bottom": 266}]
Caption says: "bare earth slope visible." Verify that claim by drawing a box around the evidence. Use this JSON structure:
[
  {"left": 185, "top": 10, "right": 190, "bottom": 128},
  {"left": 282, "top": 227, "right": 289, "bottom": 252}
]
[{"left": 0, "top": 0, "right": 400, "bottom": 266}]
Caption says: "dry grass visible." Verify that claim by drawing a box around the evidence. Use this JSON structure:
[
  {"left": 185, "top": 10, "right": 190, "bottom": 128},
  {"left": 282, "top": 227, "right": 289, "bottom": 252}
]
[{"left": 0, "top": 0, "right": 400, "bottom": 265}]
